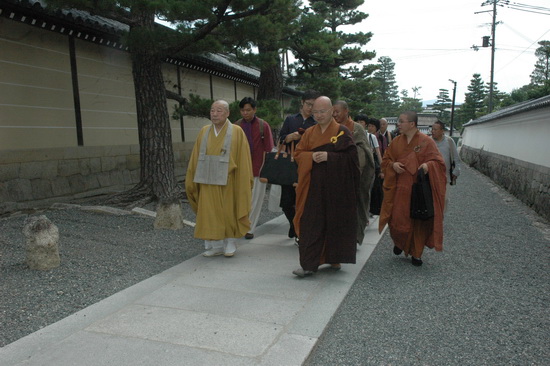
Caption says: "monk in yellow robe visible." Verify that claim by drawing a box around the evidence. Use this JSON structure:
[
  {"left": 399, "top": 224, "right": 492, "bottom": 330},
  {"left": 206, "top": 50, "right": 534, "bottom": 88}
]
[
  {"left": 379, "top": 111, "right": 447, "bottom": 266},
  {"left": 185, "top": 100, "right": 253, "bottom": 257},
  {"left": 292, "top": 96, "right": 360, "bottom": 277}
]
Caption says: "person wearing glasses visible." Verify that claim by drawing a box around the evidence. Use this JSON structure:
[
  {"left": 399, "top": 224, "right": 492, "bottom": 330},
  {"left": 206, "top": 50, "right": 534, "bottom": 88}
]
[
  {"left": 379, "top": 111, "right": 447, "bottom": 267},
  {"left": 278, "top": 90, "right": 321, "bottom": 242}
]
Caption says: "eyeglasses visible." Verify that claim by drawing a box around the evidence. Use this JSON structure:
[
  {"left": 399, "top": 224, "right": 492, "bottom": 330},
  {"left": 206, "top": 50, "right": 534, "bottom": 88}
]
[
  {"left": 304, "top": 101, "right": 314, "bottom": 107},
  {"left": 312, "top": 110, "right": 330, "bottom": 115}
]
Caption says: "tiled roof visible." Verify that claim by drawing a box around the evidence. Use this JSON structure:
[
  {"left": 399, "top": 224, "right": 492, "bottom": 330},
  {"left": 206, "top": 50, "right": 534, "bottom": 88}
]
[{"left": 464, "top": 94, "right": 550, "bottom": 127}]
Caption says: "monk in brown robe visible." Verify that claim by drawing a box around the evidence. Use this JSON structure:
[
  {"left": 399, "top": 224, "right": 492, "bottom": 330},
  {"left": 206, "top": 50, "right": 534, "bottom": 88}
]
[
  {"left": 292, "top": 96, "right": 360, "bottom": 277},
  {"left": 332, "top": 100, "right": 375, "bottom": 245},
  {"left": 379, "top": 111, "right": 446, "bottom": 266}
]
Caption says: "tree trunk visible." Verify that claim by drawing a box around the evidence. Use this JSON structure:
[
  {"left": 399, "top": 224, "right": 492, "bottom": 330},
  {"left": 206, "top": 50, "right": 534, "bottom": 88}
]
[
  {"left": 257, "top": 45, "right": 283, "bottom": 101},
  {"left": 131, "top": 52, "right": 177, "bottom": 200},
  {"left": 107, "top": 12, "right": 177, "bottom": 206}
]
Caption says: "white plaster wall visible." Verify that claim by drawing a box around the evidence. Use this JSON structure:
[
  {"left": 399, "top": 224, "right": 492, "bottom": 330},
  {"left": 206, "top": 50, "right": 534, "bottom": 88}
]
[{"left": 461, "top": 108, "right": 550, "bottom": 168}]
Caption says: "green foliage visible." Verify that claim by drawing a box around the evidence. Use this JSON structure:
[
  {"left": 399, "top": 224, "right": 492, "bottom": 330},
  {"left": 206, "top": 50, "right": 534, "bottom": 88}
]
[
  {"left": 47, "top": 0, "right": 272, "bottom": 57},
  {"left": 372, "top": 56, "right": 400, "bottom": 117},
  {"left": 178, "top": 94, "right": 212, "bottom": 119},
  {"left": 433, "top": 89, "right": 451, "bottom": 122},
  {"left": 458, "top": 73, "right": 486, "bottom": 124},
  {"left": 530, "top": 40, "right": 550, "bottom": 86},
  {"left": 398, "top": 88, "right": 423, "bottom": 114},
  {"left": 177, "top": 94, "right": 283, "bottom": 128},
  {"left": 289, "top": 0, "right": 376, "bottom": 98}
]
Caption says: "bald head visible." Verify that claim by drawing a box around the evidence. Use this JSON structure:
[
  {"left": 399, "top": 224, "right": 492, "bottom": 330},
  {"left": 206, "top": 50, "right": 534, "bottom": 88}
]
[
  {"left": 380, "top": 118, "right": 388, "bottom": 133},
  {"left": 312, "top": 96, "right": 333, "bottom": 126},
  {"left": 333, "top": 100, "right": 349, "bottom": 124},
  {"left": 210, "top": 100, "right": 230, "bottom": 127}
]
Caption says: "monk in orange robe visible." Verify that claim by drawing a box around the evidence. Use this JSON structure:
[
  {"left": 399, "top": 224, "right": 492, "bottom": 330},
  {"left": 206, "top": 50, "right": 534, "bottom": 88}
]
[
  {"left": 292, "top": 96, "right": 360, "bottom": 277},
  {"left": 379, "top": 111, "right": 446, "bottom": 266}
]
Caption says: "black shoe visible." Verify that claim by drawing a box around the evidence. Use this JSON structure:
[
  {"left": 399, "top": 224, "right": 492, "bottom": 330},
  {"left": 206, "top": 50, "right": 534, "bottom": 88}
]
[
  {"left": 244, "top": 233, "right": 254, "bottom": 240},
  {"left": 294, "top": 237, "right": 299, "bottom": 247},
  {"left": 393, "top": 246, "right": 403, "bottom": 255},
  {"left": 412, "top": 257, "right": 423, "bottom": 266}
]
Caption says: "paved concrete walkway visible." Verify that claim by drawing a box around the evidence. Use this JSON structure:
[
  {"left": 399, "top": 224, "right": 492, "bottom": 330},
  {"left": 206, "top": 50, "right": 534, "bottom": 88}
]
[{"left": 0, "top": 215, "right": 384, "bottom": 365}]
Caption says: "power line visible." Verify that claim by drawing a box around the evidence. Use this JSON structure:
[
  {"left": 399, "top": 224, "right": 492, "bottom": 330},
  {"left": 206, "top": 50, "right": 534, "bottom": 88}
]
[
  {"left": 496, "top": 28, "right": 550, "bottom": 72},
  {"left": 503, "top": 1, "right": 550, "bottom": 15}
]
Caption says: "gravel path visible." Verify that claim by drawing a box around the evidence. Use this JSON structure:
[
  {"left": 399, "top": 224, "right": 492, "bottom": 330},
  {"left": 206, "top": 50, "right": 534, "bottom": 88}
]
[
  {"left": 0, "top": 190, "right": 281, "bottom": 347},
  {"left": 305, "top": 166, "right": 550, "bottom": 365}
]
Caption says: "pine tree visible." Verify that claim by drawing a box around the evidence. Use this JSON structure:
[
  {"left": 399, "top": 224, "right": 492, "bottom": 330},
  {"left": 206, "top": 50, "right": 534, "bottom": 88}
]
[
  {"left": 527, "top": 40, "right": 550, "bottom": 98},
  {"left": 372, "top": 56, "right": 400, "bottom": 117},
  {"left": 459, "top": 73, "right": 486, "bottom": 123},
  {"left": 433, "top": 89, "right": 451, "bottom": 122},
  {"left": 220, "top": 0, "right": 301, "bottom": 101},
  {"left": 398, "top": 88, "right": 423, "bottom": 114},
  {"left": 530, "top": 40, "right": 550, "bottom": 86},
  {"left": 290, "top": 0, "right": 375, "bottom": 97}
]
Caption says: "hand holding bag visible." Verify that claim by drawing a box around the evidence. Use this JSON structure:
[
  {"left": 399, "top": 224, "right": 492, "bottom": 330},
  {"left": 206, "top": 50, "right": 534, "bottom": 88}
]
[
  {"left": 259, "top": 143, "right": 298, "bottom": 186},
  {"left": 410, "top": 168, "right": 434, "bottom": 220}
]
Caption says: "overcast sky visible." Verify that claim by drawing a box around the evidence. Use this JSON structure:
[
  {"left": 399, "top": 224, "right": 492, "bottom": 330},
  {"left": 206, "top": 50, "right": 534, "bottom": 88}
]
[{"left": 350, "top": 0, "right": 550, "bottom": 103}]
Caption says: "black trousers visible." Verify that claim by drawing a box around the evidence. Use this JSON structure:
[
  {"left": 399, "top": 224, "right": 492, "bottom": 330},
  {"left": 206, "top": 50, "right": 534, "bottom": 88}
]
[{"left": 280, "top": 184, "right": 296, "bottom": 238}]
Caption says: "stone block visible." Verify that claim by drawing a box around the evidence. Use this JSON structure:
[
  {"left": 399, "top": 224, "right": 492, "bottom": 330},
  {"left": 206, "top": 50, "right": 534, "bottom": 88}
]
[
  {"left": 154, "top": 200, "right": 184, "bottom": 230},
  {"left": 58, "top": 159, "right": 80, "bottom": 177},
  {"left": 83, "top": 174, "right": 101, "bottom": 190},
  {"left": 20, "top": 162, "right": 45, "bottom": 179},
  {"left": 31, "top": 179, "right": 53, "bottom": 200},
  {"left": 40, "top": 160, "right": 59, "bottom": 179},
  {"left": 122, "top": 170, "right": 133, "bottom": 185},
  {"left": 130, "top": 144, "right": 140, "bottom": 155},
  {"left": 130, "top": 170, "right": 140, "bottom": 183},
  {"left": 107, "top": 170, "right": 122, "bottom": 186},
  {"left": 5, "top": 179, "right": 33, "bottom": 201},
  {"left": 51, "top": 177, "right": 72, "bottom": 197},
  {"left": 79, "top": 159, "right": 91, "bottom": 175},
  {"left": 175, "top": 166, "right": 185, "bottom": 179},
  {"left": 68, "top": 174, "right": 86, "bottom": 193},
  {"left": 97, "top": 172, "right": 112, "bottom": 187},
  {"left": 23, "top": 215, "right": 60, "bottom": 270},
  {"left": 0, "top": 163, "right": 21, "bottom": 181},
  {"left": 126, "top": 155, "right": 140, "bottom": 171},
  {"left": 101, "top": 156, "right": 117, "bottom": 172},
  {"left": 0, "top": 201, "right": 18, "bottom": 214},
  {"left": 116, "top": 156, "right": 127, "bottom": 170},
  {"left": 89, "top": 158, "right": 102, "bottom": 173}
]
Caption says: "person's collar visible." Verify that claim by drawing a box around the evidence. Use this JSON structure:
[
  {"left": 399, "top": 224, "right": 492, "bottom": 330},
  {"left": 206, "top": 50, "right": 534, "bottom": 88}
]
[
  {"left": 243, "top": 115, "right": 257, "bottom": 123},
  {"left": 213, "top": 119, "right": 228, "bottom": 134},
  {"left": 433, "top": 134, "right": 445, "bottom": 142}
]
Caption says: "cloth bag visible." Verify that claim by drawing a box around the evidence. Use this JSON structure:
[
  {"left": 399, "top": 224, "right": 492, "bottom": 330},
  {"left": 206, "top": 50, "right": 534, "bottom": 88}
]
[
  {"left": 259, "top": 143, "right": 298, "bottom": 186},
  {"left": 410, "top": 169, "right": 434, "bottom": 220}
]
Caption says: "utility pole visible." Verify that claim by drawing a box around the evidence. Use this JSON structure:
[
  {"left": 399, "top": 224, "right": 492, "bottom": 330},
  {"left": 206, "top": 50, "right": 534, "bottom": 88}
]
[
  {"left": 449, "top": 79, "right": 457, "bottom": 137},
  {"left": 488, "top": 0, "right": 497, "bottom": 113},
  {"left": 478, "top": 0, "right": 499, "bottom": 113}
]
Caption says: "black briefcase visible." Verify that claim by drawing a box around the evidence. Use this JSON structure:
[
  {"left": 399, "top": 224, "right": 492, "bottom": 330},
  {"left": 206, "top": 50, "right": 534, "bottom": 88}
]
[
  {"left": 259, "top": 143, "right": 298, "bottom": 186},
  {"left": 410, "top": 169, "right": 434, "bottom": 220}
]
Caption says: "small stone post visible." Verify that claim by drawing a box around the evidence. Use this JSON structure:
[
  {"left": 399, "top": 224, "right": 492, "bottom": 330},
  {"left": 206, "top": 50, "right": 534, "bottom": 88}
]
[
  {"left": 154, "top": 198, "right": 184, "bottom": 230},
  {"left": 22, "top": 215, "right": 60, "bottom": 270}
]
